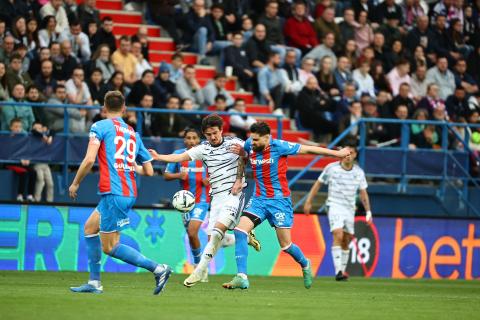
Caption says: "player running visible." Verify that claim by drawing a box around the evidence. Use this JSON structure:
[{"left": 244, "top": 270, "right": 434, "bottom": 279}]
[
  {"left": 303, "top": 143, "right": 372, "bottom": 281},
  {"left": 149, "top": 114, "right": 260, "bottom": 287},
  {"left": 69, "top": 91, "right": 172, "bottom": 295},
  {"left": 164, "top": 128, "right": 211, "bottom": 277},
  {"left": 223, "top": 121, "right": 351, "bottom": 289}
]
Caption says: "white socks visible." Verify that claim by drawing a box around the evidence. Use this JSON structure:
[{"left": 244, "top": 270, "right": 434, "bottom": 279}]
[
  {"left": 331, "top": 246, "right": 342, "bottom": 275},
  {"left": 196, "top": 228, "right": 224, "bottom": 273},
  {"left": 221, "top": 233, "right": 235, "bottom": 247},
  {"left": 88, "top": 280, "right": 101, "bottom": 288},
  {"left": 341, "top": 249, "right": 350, "bottom": 273}
]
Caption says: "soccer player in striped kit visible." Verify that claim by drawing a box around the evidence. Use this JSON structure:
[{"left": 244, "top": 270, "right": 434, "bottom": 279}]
[
  {"left": 69, "top": 91, "right": 172, "bottom": 295},
  {"left": 164, "top": 128, "right": 212, "bottom": 278},
  {"left": 224, "top": 122, "right": 351, "bottom": 289}
]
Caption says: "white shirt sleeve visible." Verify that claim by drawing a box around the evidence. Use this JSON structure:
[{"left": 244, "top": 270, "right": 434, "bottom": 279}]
[
  {"left": 318, "top": 165, "right": 331, "bottom": 184},
  {"left": 186, "top": 144, "right": 205, "bottom": 160},
  {"left": 359, "top": 169, "right": 368, "bottom": 190}
]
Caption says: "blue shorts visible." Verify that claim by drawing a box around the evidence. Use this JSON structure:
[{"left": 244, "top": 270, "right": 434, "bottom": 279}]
[
  {"left": 96, "top": 194, "right": 136, "bottom": 232},
  {"left": 182, "top": 202, "right": 209, "bottom": 228},
  {"left": 243, "top": 197, "right": 294, "bottom": 228}
]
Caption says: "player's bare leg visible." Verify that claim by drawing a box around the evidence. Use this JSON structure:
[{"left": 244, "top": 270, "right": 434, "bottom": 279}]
[
  {"left": 184, "top": 221, "right": 229, "bottom": 287},
  {"left": 276, "top": 228, "right": 312, "bottom": 288},
  {"left": 223, "top": 216, "right": 255, "bottom": 289},
  {"left": 332, "top": 229, "right": 347, "bottom": 281},
  {"left": 340, "top": 232, "right": 353, "bottom": 279}
]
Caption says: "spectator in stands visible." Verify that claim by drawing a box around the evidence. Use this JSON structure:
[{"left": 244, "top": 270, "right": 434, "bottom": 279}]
[
  {"left": 91, "top": 44, "right": 115, "bottom": 82},
  {"left": 175, "top": 64, "right": 204, "bottom": 109},
  {"left": 167, "top": 53, "right": 184, "bottom": 83},
  {"left": 136, "top": 93, "right": 155, "bottom": 137},
  {"left": 467, "top": 46, "right": 480, "bottom": 86},
  {"left": 40, "top": 0, "right": 69, "bottom": 33},
  {"left": 77, "top": 0, "right": 100, "bottom": 31},
  {"left": 38, "top": 15, "right": 60, "bottom": 48},
  {"left": 353, "top": 58, "right": 375, "bottom": 98},
  {"left": 339, "top": 100, "right": 362, "bottom": 139},
  {"left": 426, "top": 56, "right": 455, "bottom": 100},
  {"left": 411, "top": 63, "right": 428, "bottom": 102},
  {"left": 181, "top": 97, "right": 203, "bottom": 130},
  {"left": 7, "top": 118, "right": 36, "bottom": 202},
  {"left": 29, "top": 47, "right": 51, "bottom": 77},
  {"left": 0, "top": 61, "right": 8, "bottom": 100},
  {"left": 111, "top": 36, "right": 137, "bottom": 85},
  {"left": 1, "top": 83, "right": 34, "bottom": 131},
  {"left": 15, "top": 44, "right": 30, "bottom": 74},
  {"left": 446, "top": 86, "right": 469, "bottom": 121},
  {"left": 223, "top": 32, "right": 254, "bottom": 91},
  {"left": 283, "top": 1, "right": 318, "bottom": 54},
  {"left": 132, "top": 40, "right": 152, "bottom": 80},
  {"left": 34, "top": 59, "right": 56, "bottom": 99},
  {"left": 0, "top": 1, "right": 28, "bottom": 29},
  {"left": 152, "top": 95, "right": 189, "bottom": 137},
  {"left": 203, "top": 73, "right": 234, "bottom": 107},
  {"left": 0, "top": 35, "right": 15, "bottom": 64},
  {"left": 0, "top": 19, "right": 6, "bottom": 45},
  {"left": 370, "top": 60, "right": 391, "bottom": 93},
  {"left": 30, "top": 121, "right": 54, "bottom": 202},
  {"left": 6, "top": 53, "right": 32, "bottom": 93},
  {"left": 65, "top": 67, "right": 92, "bottom": 106},
  {"left": 99, "top": 71, "right": 129, "bottom": 105},
  {"left": 305, "top": 32, "right": 337, "bottom": 71},
  {"left": 87, "top": 67, "right": 105, "bottom": 105},
  {"left": 385, "top": 39, "right": 407, "bottom": 72},
  {"left": 339, "top": 8, "right": 357, "bottom": 47},
  {"left": 341, "top": 39, "right": 358, "bottom": 68},
  {"left": 127, "top": 70, "right": 164, "bottom": 107},
  {"left": 315, "top": 7, "right": 340, "bottom": 47},
  {"left": 52, "top": 40, "right": 78, "bottom": 81},
  {"left": 207, "top": 4, "right": 234, "bottom": 56},
  {"left": 386, "top": 59, "right": 411, "bottom": 96},
  {"left": 59, "top": 19, "right": 91, "bottom": 63},
  {"left": 148, "top": 0, "right": 186, "bottom": 51},
  {"left": 11, "top": 16, "right": 31, "bottom": 50},
  {"left": 26, "top": 17, "right": 40, "bottom": 51},
  {"left": 259, "top": 0, "right": 301, "bottom": 66},
  {"left": 405, "top": 16, "right": 434, "bottom": 60},
  {"left": 417, "top": 83, "right": 445, "bottom": 115},
  {"left": 131, "top": 27, "right": 150, "bottom": 63},
  {"left": 410, "top": 109, "right": 435, "bottom": 149},
  {"left": 258, "top": 52, "right": 286, "bottom": 114},
  {"left": 401, "top": 0, "right": 426, "bottom": 31},
  {"left": 384, "top": 104, "right": 409, "bottom": 145},
  {"left": 182, "top": 0, "right": 215, "bottom": 65},
  {"left": 296, "top": 76, "right": 336, "bottom": 139},
  {"left": 207, "top": 94, "right": 231, "bottom": 133},
  {"left": 283, "top": 50, "right": 302, "bottom": 117},
  {"left": 45, "top": 84, "right": 86, "bottom": 133},
  {"left": 155, "top": 63, "right": 176, "bottom": 99},
  {"left": 245, "top": 23, "right": 271, "bottom": 69},
  {"left": 448, "top": 18, "right": 473, "bottom": 59},
  {"left": 334, "top": 56, "right": 354, "bottom": 92},
  {"left": 453, "top": 58, "right": 478, "bottom": 94},
  {"left": 372, "top": 32, "right": 388, "bottom": 68},
  {"left": 390, "top": 82, "right": 416, "bottom": 116},
  {"left": 229, "top": 98, "right": 256, "bottom": 140},
  {"left": 362, "top": 99, "right": 386, "bottom": 143},
  {"left": 91, "top": 16, "right": 116, "bottom": 53},
  {"left": 431, "top": 14, "right": 460, "bottom": 64},
  {"left": 336, "top": 81, "right": 358, "bottom": 121},
  {"left": 378, "top": 13, "right": 403, "bottom": 49},
  {"left": 354, "top": 10, "right": 374, "bottom": 53},
  {"left": 64, "top": 0, "right": 78, "bottom": 22},
  {"left": 316, "top": 56, "right": 339, "bottom": 97},
  {"left": 298, "top": 57, "right": 315, "bottom": 85}
]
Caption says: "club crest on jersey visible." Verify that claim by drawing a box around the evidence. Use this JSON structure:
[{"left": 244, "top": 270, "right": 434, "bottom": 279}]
[
  {"left": 274, "top": 212, "right": 286, "bottom": 222},
  {"left": 117, "top": 218, "right": 130, "bottom": 227}
]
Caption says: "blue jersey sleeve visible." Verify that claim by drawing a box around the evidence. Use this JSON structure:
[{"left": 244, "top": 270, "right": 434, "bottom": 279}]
[
  {"left": 276, "top": 139, "right": 301, "bottom": 156},
  {"left": 89, "top": 121, "right": 105, "bottom": 142},
  {"left": 244, "top": 138, "right": 252, "bottom": 154},
  {"left": 165, "top": 149, "right": 183, "bottom": 173},
  {"left": 135, "top": 133, "right": 153, "bottom": 163}
]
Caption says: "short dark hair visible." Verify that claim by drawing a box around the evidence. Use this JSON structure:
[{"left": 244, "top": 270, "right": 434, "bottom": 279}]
[
  {"left": 10, "top": 53, "right": 22, "bottom": 62},
  {"left": 104, "top": 90, "right": 125, "bottom": 112},
  {"left": 91, "top": 67, "right": 103, "bottom": 74},
  {"left": 215, "top": 94, "right": 227, "bottom": 102},
  {"left": 172, "top": 53, "right": 184, "bottom": 61},
  {"left": 343, "top": 139, "right": 358, "bottom": 152},
  {"left": 55, "top": 84, "right": 66, "bottom": 91},
  {"left": 69, "top": 19, "right": 81, "bottom": 27},
  {"left": 119, "top": 35, "right": 131, "bottom": 42},
  {"left": 26, "top": 84, "right": 39, "bottom": 92},
  {"left": 102, "top": 16, "right": 113, "bottom": 23},
  {"left": 167, "top": 95, "right": 180, "bottom": 103},
  {"left": 234, "top": 98, "right": 245, "bottom": 105},
  {"left": 214, "top": 72, "right": 227, "bottom": 80},
  {"left": 141, "top": 69, "right": 154, "bottom": 78},
  {"left": 183, "top": 127, "right": 201, "bottom": 138},
  {"left": 201, "top": 114, "right": 223, "bottom": 132},
  {"left": 184, "top": 64, "right": 195, "bottom": 71},
  {"left": 10, "top": 117, "right": 22, "bottom": 126},
  {"left": 250, "top": 121, "right": 271, "bottom": 136},
  {"left": 211, "top": 3, "right": 224, "bottom": 10}
]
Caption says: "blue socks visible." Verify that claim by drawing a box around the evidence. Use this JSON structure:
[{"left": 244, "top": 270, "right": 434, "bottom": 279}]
[
  {"left": 284, "top": 243, "right": 308, "bottom": 268},
  {"left": 109, "top": 244, "right": 157, "bottom": 272},
  {"left": 191, "top": 247, "right": 202, "bottom": 265},
  {"left": 234, "top": 229, "right": 249, "bottom": 274},
  {"left": 85, "top": 234, "right": 101, "bottom": 281}
]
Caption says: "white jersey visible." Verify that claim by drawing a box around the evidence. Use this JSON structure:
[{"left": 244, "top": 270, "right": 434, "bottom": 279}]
[
  {"left": 318, "top": 161, "right": 368, "bottom": 212},
  {"left": 187, "top": 136, "right": 246, "bottom": 197}
]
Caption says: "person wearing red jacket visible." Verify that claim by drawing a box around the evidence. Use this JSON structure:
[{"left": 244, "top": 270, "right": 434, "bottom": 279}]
[{"left": 283, "top": 1, "right": 318, "bottom": 55}]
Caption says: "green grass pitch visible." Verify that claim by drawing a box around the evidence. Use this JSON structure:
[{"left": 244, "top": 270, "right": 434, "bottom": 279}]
[{"left": 1, "top": 271, "right": 479, "bottom": 320}]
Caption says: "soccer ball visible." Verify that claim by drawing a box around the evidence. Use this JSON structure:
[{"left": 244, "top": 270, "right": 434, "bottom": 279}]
[{"left": 172, "top": 190, "right": 195, "bottom": 212}]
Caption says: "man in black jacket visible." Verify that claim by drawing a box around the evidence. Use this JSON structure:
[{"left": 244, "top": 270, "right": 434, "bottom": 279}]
[
  {"left": 224, "top": 32, "right": 254, "bottom": 90},
  {"left": 127, "top": 70, "right": 166, "bottom": 107},
  {"left": 152, "top": 95, "right": 190, "bottom": 137},
  {"left": 405, "top": 16, "right": 434, "bottom": 62},
  {"left": 182, "top": 0, "right": 215, "bottom": 64},
  {"left": 91, "top": 16, "right": 116, "bottom": 54},
  {"left": 245, "top": 23, "right": 271, "bottom": 70}
]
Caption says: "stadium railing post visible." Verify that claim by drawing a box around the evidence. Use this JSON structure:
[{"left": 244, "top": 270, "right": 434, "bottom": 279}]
[
  {"left": 399, "top": 122, "right": 410, "bottom": 193},
  {"left": 276, "top": 115, "right": 282, "bottom": 139},
  {"left": 62, "top": 106, "right": 70, "bottom": 194},
  {"left": 359, "top": 120, "right": 366, "bottom": 169}
]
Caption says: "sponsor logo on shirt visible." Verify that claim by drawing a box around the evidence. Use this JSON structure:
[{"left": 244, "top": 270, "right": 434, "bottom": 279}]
[
  {"left": 114, "top": 124, "right": 136, "bottom": 136},
  {"left": 250, "top": 158, "right": 274, "bottom": 165}
]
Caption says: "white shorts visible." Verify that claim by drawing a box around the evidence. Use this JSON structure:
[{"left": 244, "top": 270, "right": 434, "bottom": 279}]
[
  {"left": 327, "top": 204, "right": 355, "bottom": 235},
  {"left": 207, "top": 192, "right": 246, "bottom": 234}
]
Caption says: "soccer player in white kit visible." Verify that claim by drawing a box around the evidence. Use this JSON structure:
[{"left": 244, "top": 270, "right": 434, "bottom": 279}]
[
  {"left": 304, "top": 144, "right": 372, "bottom": 281},
  {"left": 149, "top": 114, "right": 259, "bottom": 287}
]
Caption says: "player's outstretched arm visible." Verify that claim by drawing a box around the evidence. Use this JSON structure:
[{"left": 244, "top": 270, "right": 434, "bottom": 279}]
[
  {"left": 298, "top": 145, "right": 351, "bottom": 158},
  {"left": 69, "top": 139, "right": 100, "bottom": 199},
  {"left": 304, "top": 180, "right": 322, "bottom": 215},
  {"left": 164, "top": 172, "right": 187, "bottom": 181},
  {"left": 359, "top": 188, "right": 373, "bottom": 224},
  {"left": 148, "top": 149, "right": 191, "bottom": 163},
  {"left": 231, "top": 156, "right": 246, "bottom": 195}
]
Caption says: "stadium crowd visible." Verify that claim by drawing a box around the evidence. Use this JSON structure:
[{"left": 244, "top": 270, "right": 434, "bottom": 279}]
[{"left": 0, "top": 0, "right": 480, "bottom": 201}]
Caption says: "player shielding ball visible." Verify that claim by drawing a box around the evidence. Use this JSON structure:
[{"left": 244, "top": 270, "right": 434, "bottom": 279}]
[
  {"left": 304, "top": 143, "right": 372, "bottom": 281},
  {"left": 69, "top": 91, "right": 172, "bottom": 294},
  {"left": 149, "top": 114, "right": 260, "bottom": 288},
  {"left": 164, "top": 128, "right": 211, "bottom": 276},
  {"left": 223, "top": 122, "right": 351, "bottom": 289}
]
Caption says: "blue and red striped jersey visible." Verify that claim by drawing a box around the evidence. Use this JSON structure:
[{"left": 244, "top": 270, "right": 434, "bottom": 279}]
[
  {"left": 89, "top": 117, "right": 152, "bottom": 197},
  {"left": 244, "top": 138, "right": 301, "bottom": 198},
  {"left": 165, "top": 148, "right": 211, "bottom": 204}
]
